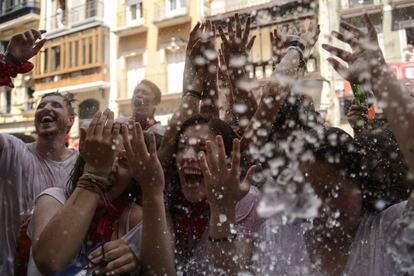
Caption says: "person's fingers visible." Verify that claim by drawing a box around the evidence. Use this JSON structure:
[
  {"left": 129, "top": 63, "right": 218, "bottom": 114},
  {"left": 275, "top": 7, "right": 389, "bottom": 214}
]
[
  {"left": 87, "top": 111, "right": 102, "bottom": 137},
  {"left": 133, "top": 122, "right": 149, "bottom": 157},
  {"left": 32, "top": 39, "right": 47, "bottom": 55},
  {"left": 190, "top": 22, "right": 201, "bottom": 38},
  {"left": 326, "top": 57, "right": 349, "bottom": 79},
  {"left": 121, "top": 124, "right": 134, "bottom": 160},
  {"left": 340, "top": 21, "right": 364, "bottom": 38},
  {"left": 228, "top": 17, "right": 235, "bottom": 41},
  {"left": 246, "top": 35, "right": 256, "bottom": 51},
  {"left": 199, "top": 151, "right": 211, "bottom": 178},
  {"left": 30, "top": 29, "right": 43, "bottom": 40},
  {"left": 242, "top": 16, "right": 251, "bottom": 44},
  {"left": 94, "top": 254, "right": 133, "bottom": 275},
  {"left": 218, "top": 26, "right": 228, "bottom": 46},
  {"left": 235, "top": 13, "right": 242, "bottom": 38},
  {"left": 216, "top": 135, "right": 226, "bottom": 169},
  {"left": 111, "top": 122, "right": 121, "bottom": 144},
  {"left": 94, "top": 108, "right": 109, "bottom": 136},
  {"left": 39, "top": 29, "right": 47, "bottom": 34},
  {"left": 24, "top": 30, "right": 35, "bottom": 44},
  {"left": 332, "top": 30, "right": 354, "bottom": 46},
  {"left": 108, "top": 262, "right": 137, "bottom": 275},
  {"left": 322, "top": 43, "right": 352, "bottom": 62},
  {"left": 231, "top": 138, "right": 241, "bottom": 177},
  {"left": 79, "top": 127, "right": 86, "bottom": 150},
  {"left": 103, "top": 110, "right": 114, "bottom": 138},
  {"left": 149, "top": 133, "right": 157, "bottom": 157},
  {"left": 240, "top": 165, "right": 256, "bottom": 194},
  {"left": 205, "top": 140, "right": 218, "bottom": 173},
  {"left": 364, "top": 13, "right": 377, "bottom": 39}
]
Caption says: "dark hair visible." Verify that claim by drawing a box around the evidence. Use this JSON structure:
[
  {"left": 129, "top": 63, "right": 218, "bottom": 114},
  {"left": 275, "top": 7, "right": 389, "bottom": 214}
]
[
  {"left": 137, "top": 80, "right": 162, "bottom": 105},
  {"left": 40, "top": 92, "right": 77, "bottom": 117},
  {"left": 166, "top": 115, "right": 236, "bottom": 213},
  {"left": 302, "top": 127, "right": 379, "bottom": 213}
]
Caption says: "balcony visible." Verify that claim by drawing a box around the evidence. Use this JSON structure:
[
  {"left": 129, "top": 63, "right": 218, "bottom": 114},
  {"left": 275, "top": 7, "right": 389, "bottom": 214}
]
[
  {"left": 338, "top": 0, "right": 383, "bottom": 18},
  {"left": 206, "top": 0, "right": 272, "bottom": 17},
  {"left": 153, "top": 0, "right": 191, "bottom": 28},
  {"left": 0, "top": 0, "right": 40, "bottom": 26},
  {"left": 114, "top": 5, "right": 147, "bottom": 36},
  {"left": 45, "top": 0, "right": 104, "bottom": 34}
]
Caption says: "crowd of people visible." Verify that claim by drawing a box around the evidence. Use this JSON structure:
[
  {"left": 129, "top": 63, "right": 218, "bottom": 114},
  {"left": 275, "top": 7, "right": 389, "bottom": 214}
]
[{"left": 0, "top": 12, "right": 414, "bottom": 275}]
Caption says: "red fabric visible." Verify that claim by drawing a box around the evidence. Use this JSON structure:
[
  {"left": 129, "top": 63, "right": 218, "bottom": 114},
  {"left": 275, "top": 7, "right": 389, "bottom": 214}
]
[
  {"left": 178, "top": 200, "right": 210, "bottom": 251},
  {"left": 0, "top": 54, "right": 33, "bottom": 88},
  {"left": 89, "top": 197, "right": 128, "bottom": 244}
]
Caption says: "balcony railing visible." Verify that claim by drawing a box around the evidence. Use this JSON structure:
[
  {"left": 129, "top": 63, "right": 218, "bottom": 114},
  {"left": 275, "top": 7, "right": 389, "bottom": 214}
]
[
  {"left": 46, "top": 0, "right": 104, "bottom": 32},
  {"left": 117, "top": 6, "right": 145, "bottom": 29},
  {"left": 0, "top": 0, "right": 40, "bottom": 24},
  {"left": 153, "top": 0, "right": 189, "bottom": 22},
  {"left": 206, "top": 0, "right": 271, "bottom": 16}
]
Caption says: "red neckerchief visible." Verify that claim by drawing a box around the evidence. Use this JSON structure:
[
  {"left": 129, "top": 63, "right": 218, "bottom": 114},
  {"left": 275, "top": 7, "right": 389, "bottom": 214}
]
[
  {"left": 0, "top": 54, "right": 33, "bottom": 88},
  {"left": 177, "top": 200, "right": 210, "bottom": 259},
  {"left": 89, "top": 197, "right": 128, "bottom": 245}
]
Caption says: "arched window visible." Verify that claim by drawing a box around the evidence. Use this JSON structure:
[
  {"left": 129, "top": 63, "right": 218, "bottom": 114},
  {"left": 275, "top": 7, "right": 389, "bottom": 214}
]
[{"left": 79, "top": 99, "right": 99, "bottom": 127}]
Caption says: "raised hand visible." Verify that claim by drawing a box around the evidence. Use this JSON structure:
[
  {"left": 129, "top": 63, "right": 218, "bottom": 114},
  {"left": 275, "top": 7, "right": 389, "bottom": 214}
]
[
  {"left": 218, "top": 13, "right": 256, "bottom": 69},
  {"left": 122, "top": 122, "right": 164, "bottom": 195},
  {"left": 322, "top": 14, "right": 386, "bottom": 85},
  {"left": 80, "top": 109, "right": 120, "bottom": 175},
  {"left": 88, "top": 240, "right": 140, "bottom": 275},
  {"left": 199, "top": 136, "right": 255, "bottom": 209},
  {"left": 347, "top": 104, "right": 369, "bottom": 134},
  {"left": 6, "top": 29, "right": 47, "bottom": 62}
]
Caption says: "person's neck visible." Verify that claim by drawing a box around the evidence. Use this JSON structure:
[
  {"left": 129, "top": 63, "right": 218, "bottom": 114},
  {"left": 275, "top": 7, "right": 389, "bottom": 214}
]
[
  {"left": 36, "top": 134, "right": 70, "bottom": 162},
  {"left": 305, "top": 230, "right": 355, "bottom": 276}
]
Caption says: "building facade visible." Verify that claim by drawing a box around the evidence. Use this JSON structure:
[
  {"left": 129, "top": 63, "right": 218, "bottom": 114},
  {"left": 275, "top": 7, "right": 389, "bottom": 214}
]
[{"left": 0, "top": 0, "right": 40, "bottom": 135}]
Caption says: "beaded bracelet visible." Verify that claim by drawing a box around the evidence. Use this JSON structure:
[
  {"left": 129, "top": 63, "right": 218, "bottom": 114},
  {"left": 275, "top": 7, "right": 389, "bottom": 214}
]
[{"left": 79, "top": 172, "right": 112, "bottom": 188}]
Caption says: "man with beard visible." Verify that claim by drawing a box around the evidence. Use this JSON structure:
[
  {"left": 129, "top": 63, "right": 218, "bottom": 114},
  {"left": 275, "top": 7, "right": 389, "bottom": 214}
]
[
  {"left": 131, "top": 79, "right": 165, "bottom": 136},
  {"left": 0, "top": 30, "right": 78, "bottom": 275}
]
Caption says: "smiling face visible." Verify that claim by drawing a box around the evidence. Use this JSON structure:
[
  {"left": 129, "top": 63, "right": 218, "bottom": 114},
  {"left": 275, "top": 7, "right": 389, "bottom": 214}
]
[
  {"left": 132, "top": 82, "right": 158, "bottom": 119},
  {"left": 34, "top": 95, "right": 74, "bottom": 138},
  {"left": 300, "top": 161, "right": 363, "bottom": 240},
  {"left": 176, "top": 124, "right": 219, "bottom": 203}
]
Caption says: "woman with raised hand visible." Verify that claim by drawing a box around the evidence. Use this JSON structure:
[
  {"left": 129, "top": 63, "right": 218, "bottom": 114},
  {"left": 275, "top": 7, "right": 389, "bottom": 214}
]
[
  {"left": 28, "top": 109, "right": 174, "bottom": 275},
  {"left": 166, "top": 114, "right": 262, "bottom": 275}
]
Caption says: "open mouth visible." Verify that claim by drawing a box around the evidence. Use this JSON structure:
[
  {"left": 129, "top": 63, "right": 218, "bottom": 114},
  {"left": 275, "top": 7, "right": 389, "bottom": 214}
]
[
  {"left": 40, "top": 115, "right": 56, "bottom": 124},
  {"left": 183, "top": 167, "right": 204, "bottom": 188}
]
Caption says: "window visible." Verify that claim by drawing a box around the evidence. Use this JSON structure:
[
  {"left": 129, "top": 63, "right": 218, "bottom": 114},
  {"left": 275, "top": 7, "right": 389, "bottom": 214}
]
[
  {"left": 127, "top": 0, "right": 143, "bottom": 24},
  {"left": 126, "top": 55, "right": 144, "bottom": 98},
  {"left": 26, "top": 86, "right": 35, "bottom": 111},
  {"left": 79, "top": 99, "right": 99, "bottom": 127},
  {"left": 169, "top": 0, "right": 185, "bottom": 10},
  {"left": 52, "top": 46, "right": 61, "bottom": 71},
  {"left": 348, "top": 0, "right": 373, "bottom": 7},
  {"left": 167, "top": 49, "right": 185, "bottom": 93},
  {"left": 74, "top": 40, "right": 79, "bottom": 66},
  {"left": 43, "top": 48, "right": 48, "bottom": 73},
  {"left": 5, "top": 88, "right": 11, "bottom": 113}
]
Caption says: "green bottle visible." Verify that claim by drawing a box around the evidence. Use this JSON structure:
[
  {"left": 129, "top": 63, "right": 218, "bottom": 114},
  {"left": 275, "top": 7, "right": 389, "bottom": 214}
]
[{"left": 351, "top": 83, "right": 366, "bottom": 105}]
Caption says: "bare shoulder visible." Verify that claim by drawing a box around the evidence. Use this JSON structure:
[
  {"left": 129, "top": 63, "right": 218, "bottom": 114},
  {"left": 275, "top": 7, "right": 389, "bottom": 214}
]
[{"left": 121, "top": 203, "right": 143, "bottom": 229}]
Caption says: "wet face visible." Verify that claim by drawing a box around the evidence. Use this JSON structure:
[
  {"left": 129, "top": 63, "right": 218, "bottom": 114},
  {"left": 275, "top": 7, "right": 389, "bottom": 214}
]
[
  {"left": 176, "top": 124, "right": 219, "bottom": 203},
  {"left": 35, "top": 95, "right": 74, "bottom": 138},
  {"left": 300, "top": 161, "right": 363, "bottom": 240},
  {"left": 132, "top": 83, "right": 157, "bottom": 118}
]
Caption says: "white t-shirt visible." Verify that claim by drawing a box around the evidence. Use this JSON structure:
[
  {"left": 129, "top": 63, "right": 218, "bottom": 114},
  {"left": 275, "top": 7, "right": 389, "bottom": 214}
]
[
  {"left": 27, "top": 187, "right": 142, "bottom": 276},
  {"left": 0, "top": 134, "right": 78, "bottom": 275},
  {"left": 253, "top": 201, "right": 407, "bottom": 276}
]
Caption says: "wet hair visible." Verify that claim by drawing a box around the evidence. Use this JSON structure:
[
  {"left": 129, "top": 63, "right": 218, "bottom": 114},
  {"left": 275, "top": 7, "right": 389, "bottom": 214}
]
[
  {"left": 166, "top": 115, "right": 236, "bottom": 213},
  {"left": 301, "top": 127, "right": 379, "bottom": 213},
  {"left": 355, "top": 129, "right": 411, "bottom": 210},
  {"left": 176, "top": 114, "right": 237, "bottom": 156},
  {"left": 40, "top": 92, "right": 76, "bottom": 117},
  {"left": 136, "top": 79, "right": 162, "bottom": 106}
]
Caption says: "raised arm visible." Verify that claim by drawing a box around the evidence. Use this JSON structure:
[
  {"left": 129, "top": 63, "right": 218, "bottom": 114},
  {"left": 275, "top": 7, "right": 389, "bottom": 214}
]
[
  {"left": 218, "top": 14, "right": 257, "bottom": 127},
  {"left": 199, "top": 136, "right": 256, "bottom": 273},
  {"left": 122, "top": 122, "right": 175, "bottom": 275},
  {"left": 322, "top": 14, "right": 414, "bottom": 209},
  {"left": 32, "top": 110, "right": 119, "bottom": 274},
  {"left": 241, "top": 25, "right": 320, "bottom": 164}
]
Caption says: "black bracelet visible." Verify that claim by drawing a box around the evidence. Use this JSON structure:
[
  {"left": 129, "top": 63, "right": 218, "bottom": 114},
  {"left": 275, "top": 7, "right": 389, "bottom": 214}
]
[
  {"left": 286, "top": 40, "right": 305, "bottom": 53},
  {"left": 208, "top": 233, "right": 237, "bottom": 243},
  {"left": 5, "top": 51, "right": 22, "bottom": 66},
  {"left": 186, "top": 89, "right": 202, "bottom": 100}
]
